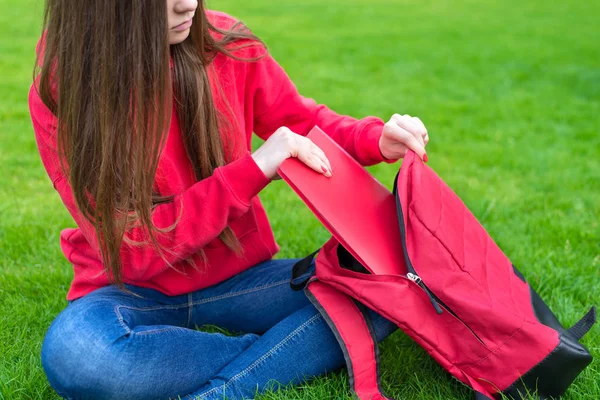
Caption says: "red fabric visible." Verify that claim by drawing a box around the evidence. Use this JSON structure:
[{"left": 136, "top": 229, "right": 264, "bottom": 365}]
[
  {"left": 28, "top": 10, "right": 389, "bottom": 300},
  {"left": 308, "top": 282, "right": 388, "bottom": 400},
  {"left": 280, "top": 127, "right": 561, "bottom": 398},
  {"left": 397, "top": 151, "right": 558, "bottom": 393},
  {"left": 314, "top": 239, "right": 481, "bottom": 391},
  {"left": 279, "top": 126, "right": 405, "bottom": 276},
  {"left": 307, "top": 151, "right": 560, "bottom": 397}
]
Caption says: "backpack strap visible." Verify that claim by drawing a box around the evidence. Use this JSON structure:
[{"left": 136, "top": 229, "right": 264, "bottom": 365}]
[
  {"left": 290, "top": 249, "right": 319, "bottom": 291},
  {"left": 568, "top": 306, "right": 596, "bottom": 341},
  {"left": 305, "top": 280, "right": 394, "bottom": 400}
]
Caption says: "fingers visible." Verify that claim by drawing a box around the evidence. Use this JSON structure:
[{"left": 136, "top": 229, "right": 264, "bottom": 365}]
[
  {"left": 271, "top": 127, "right": 332, "bottom": 177},
  {"left": 392, "top": 114, "right": 425, "bottom": 148},
  {"left": 255, "top": 126, "right": 329, "bottom": 180},
  {"left": 295, "top": 135, "right": 332, "bottom": 177},
  {"left": 298, "top": 151, "right": 332, "bottom": 177},
  {"left": 385, "top": 121, "right": 427, "bottom": 162},
  {"left": 312, "top": 145, "right": 332, "bottom": 173},
  {"left": 412, "top": 116, "right": 429, "bottom": 145}
]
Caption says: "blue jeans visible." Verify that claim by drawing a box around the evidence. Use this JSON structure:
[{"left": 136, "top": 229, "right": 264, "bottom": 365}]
[{"left": 41, "top": 258, "right": 397, "bottom": 399}]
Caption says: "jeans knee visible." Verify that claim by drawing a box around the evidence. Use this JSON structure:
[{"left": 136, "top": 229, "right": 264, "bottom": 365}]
[
  {"left": 42, "top": 307, "right": 82, "bottom": 397},
  {"left": 41, "top": 302, "right": 132, "bottom": 399}
]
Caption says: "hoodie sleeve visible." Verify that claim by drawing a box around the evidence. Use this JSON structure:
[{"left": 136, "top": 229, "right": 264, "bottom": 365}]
[
  {"left": 247, "top": 45, "right": 393, "bottom": 166},
  {"left": 28, "top": 84, "right": 270, "bottom": 281}
]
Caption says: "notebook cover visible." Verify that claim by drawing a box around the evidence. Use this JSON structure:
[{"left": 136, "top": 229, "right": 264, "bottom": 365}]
[{"left": 278, "top": 126, "right": 405, "bottom": 276}]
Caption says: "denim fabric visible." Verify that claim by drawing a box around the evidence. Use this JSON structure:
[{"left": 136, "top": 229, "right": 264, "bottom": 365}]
[{"left": 41, "top": 258, "right": 397, "bottom": 399}]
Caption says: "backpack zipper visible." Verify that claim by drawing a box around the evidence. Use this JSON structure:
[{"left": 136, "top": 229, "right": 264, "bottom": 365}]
[
  {"left": 333, "top": 242, "right": 489, "bottom": 348},
  {"left": 394, "top": 174, "right": 488, "bottom": 348},
  {"left": 407, "top": 273, "right": 488, "bottom": 348},
  {"left": 406, "top": 273, "right": 443, "bottom": 314}
]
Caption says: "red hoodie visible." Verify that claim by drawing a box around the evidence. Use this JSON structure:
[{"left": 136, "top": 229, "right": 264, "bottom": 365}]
[{"left": 28, "top": 11, "right": 389, "bottom": 300}]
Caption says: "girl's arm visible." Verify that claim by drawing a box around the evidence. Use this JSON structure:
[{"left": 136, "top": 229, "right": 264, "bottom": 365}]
[
  {"left": 29, "top": 86, "right": 270, "bottom": 281},
  {"left": 248, "top": 46, "right": 393, "bottom": 166}
]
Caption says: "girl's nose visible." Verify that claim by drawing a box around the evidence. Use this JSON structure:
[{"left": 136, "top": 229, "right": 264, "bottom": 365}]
[{"left": 174, "top": 0, "right": 198, "bottom": 14}]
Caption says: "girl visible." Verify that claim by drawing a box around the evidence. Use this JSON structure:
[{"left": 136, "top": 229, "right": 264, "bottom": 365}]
[{"left": 29, "top": 0, "right": 429, "bottom": 399}]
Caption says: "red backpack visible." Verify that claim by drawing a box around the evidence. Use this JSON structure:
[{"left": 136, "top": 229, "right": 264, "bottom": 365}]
[{"left": 280, "top": 127, "right": 595, "bottom": 399}]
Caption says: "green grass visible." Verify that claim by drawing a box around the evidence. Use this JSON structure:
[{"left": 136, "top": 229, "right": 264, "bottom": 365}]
[{"left": 1, "top": 0, "right": 598, "bottom": 398}]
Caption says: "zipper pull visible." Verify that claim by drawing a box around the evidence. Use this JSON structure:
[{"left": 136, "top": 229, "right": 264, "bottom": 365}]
[
  {"left": 407, "top": 273, "right": 421, "bottom": 284},
  {"left": 407, "top": 273, "right": 443, "bottom": 314}
]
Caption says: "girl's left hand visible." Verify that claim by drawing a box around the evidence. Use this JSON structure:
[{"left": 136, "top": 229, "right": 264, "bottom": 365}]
[{"left": 379, "top": 114, "right": 430, "bottom": 162}]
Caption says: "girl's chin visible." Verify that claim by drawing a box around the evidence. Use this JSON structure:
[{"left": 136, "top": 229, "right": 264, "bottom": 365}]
[{"left": 169, "top": 29, "right": 190, "bottom": 45}]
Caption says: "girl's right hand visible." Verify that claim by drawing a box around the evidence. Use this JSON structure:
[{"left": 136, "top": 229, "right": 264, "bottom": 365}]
[{"left": 251, "top": 127, "right": 333, "bottom": 180}]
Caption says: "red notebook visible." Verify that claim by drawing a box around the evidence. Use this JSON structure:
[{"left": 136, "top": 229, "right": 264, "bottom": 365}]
[{"left": 278, "top": 126, "right": 405, "bottom": 276}]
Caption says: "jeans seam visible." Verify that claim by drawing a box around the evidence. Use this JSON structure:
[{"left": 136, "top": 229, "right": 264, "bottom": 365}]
[
  {"left": 190, "top": 279, "right": 290, "bottom": 307},
  {"left": 114, "top": 303, "right": 189, "bottom": 334},
  {"left": 112, "top": 279, "right": 292, "bottom": 334},
  {"left": 192, "top": 313, "right": 323, "bottom": 399},
  {"left": 187, "top": 293, "right": 193, "bottom": 328},
  {"left": 112, "top": 279, "right": 293, "bottom": 335},
  {"left": 114, "top": 305, "right": 132, "bottom": 334},
  {"left": 134, "top": 326, "right": 189, "bottom": 336}
]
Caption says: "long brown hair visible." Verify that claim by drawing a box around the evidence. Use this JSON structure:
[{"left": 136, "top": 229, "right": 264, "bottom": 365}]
[{"left": 35, "top": 1, "right": 262, "bottom": 288}]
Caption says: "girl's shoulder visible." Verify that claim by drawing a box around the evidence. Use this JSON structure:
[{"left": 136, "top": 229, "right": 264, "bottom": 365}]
[
  {"left": 206, "top": 10, "right": 240, "bottom": 30},
  {"left": 206, "top": 10, "right": 266, "bottom": 58}
]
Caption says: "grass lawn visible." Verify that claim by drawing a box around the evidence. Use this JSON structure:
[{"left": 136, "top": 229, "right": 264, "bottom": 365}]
[{"left": 1, "top": 0, "right": 598, "bottom": 398}]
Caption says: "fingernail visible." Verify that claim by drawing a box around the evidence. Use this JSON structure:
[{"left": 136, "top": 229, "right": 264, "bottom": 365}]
[
  {"left": 423, "top": 154, "right": 428, "bottom": 163},
  {"left": 321, "top": 166, "right": 328, "bottom": 173}
]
